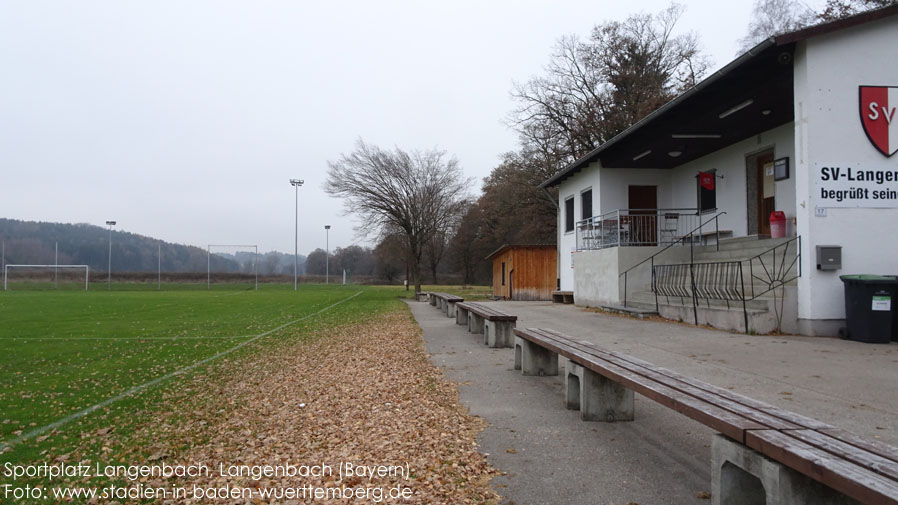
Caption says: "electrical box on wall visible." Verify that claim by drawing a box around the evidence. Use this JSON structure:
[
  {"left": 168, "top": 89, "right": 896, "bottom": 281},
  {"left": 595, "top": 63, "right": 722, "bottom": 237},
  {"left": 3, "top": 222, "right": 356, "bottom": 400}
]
[{"left": 816, "top": 245, "right": 842, "bottom": 271}]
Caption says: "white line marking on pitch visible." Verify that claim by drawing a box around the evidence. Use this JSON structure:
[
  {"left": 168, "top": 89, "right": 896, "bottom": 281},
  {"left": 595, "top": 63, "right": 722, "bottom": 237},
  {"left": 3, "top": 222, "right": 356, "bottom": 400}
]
[
  {"left": 0, "top": 335, "right": 254, "bottom": 341},
  {"left": 0, "top": 290, "right": 363, "bottom": 450}
]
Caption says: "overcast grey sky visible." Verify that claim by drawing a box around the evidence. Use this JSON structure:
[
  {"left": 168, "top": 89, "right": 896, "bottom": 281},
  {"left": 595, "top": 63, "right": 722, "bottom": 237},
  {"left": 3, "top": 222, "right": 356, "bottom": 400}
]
[{"left": 0, "top": 0, "right": 824, "bottom": 254}]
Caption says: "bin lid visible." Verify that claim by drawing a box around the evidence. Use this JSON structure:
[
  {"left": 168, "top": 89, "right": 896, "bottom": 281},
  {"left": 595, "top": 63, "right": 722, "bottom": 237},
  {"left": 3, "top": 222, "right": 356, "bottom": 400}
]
[{"left": 840, "top": 274, "right": 898, "bottom": 282}]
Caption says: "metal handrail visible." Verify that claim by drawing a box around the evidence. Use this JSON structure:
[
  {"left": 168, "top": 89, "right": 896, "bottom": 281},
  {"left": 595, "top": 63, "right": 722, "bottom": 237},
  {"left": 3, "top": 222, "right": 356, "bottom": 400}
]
[
  {"left": 618, "top": 211, "right": 727, "bottom": 308},
  {"left": 576, "top": 207, "right": 699, "bottom": 228},
  {"left": 652, "top": 236, "right": 802, "bottom": 333},
  {"left": 576, "top": 208, "right": 700, "bottom": 250}
]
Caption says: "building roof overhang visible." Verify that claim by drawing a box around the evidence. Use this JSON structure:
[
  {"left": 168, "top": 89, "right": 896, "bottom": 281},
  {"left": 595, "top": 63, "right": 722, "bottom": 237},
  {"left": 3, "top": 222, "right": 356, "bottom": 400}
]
[
  {"left": 540, "top": 39, "right": 793, "bottom": 188},
  {"left": 540, "top": 4, "right": 898, "bottom": 189}
]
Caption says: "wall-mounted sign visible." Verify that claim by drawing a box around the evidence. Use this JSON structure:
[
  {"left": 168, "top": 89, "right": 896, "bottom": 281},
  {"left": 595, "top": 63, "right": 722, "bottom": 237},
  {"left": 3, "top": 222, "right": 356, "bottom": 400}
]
[
  {"left": 859, "top": 85, "right": 898, "bottom": 157},
  {"left": 698, "top": 171, "right": 715, "bottom": 190},
  {"left": 774, "top": 157, "right": 789, "bottom": 181},
  {"left": 816, "top": 162, "right": 898, "bottom": 208}
]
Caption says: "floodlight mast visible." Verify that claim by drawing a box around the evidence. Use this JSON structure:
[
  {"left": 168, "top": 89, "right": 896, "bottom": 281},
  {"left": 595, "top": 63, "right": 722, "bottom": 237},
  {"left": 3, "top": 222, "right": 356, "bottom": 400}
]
[
  {"left": 290, "top": 179, "right": 304, "bottom": 291},
  {"left": 106, "top": 221, "right": 116, "bottom": 290},
  {"left": 325, "top": 225, "right": 331, "bottom": 285}
]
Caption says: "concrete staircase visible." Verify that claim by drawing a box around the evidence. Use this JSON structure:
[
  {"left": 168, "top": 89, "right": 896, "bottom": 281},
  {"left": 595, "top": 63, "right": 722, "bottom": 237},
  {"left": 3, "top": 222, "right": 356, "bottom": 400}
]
[{"left": 617, "top": 235, "right": 800, "bottom": 333}]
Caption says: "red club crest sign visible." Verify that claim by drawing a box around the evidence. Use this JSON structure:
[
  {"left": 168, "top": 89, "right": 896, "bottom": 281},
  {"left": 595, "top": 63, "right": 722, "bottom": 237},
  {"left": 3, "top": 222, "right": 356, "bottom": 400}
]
[{"left": 860, "top": 85, "right": 898, "bottom": 157}]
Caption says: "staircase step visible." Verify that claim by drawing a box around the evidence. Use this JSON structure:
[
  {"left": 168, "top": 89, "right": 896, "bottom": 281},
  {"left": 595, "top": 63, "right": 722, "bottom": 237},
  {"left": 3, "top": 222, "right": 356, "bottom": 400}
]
[
  {"left": 598, "top": 303, "right": 658, "bottom": 318},
  {"left": 713, "top": 235, "right": 793, "bottom": 251},
  {"left": 629, "top": 289, "right": 783, "bottom": 311},
  {"left": 655, "top": 296, "right": 771, "bottom": 311},
  {"left": 693, "top": 249, "right": 799, "bottom": 262}
]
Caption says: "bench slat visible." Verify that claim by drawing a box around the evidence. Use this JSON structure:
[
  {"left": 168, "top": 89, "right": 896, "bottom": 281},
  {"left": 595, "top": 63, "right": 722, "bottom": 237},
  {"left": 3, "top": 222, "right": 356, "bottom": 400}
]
[
  {"left": 819, "top": 428, "right": 898, "bottom": 466},
  {"left": 538, "top": 333, "right": 804, "bottom": 432},
  {"left": 787, "top": 429, "right": 898, "bottom": 482},
  {"left": 431, "top": 292, "right": 464, "bottom": 302},
  {"left": 537, "top": 328, "right": 832, "bottom": 431},
  {"left": 605, "top": 350, "right": 834, "bottom": 430},
  {"left": 456, "top": 302, "right": 517, "bottom": 321},
  {"left": 529, "top": 329, "right": 802, "bottom": 432},
  {"left": 746, "top": 430, "right": 898, "bottom": 505},
  {"left": 516, "top": 328, "right": 765, "bottom": 442}
]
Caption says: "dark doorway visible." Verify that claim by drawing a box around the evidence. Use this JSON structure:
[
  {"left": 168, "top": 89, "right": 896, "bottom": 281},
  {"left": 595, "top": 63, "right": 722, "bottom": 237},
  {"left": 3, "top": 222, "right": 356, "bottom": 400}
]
[
  {"left": 628, "top": 185, "right": 658, "bottom": 245},
  {"left": 746, "top": 150, "right": 775, "bottom": 236},
  {"left": 509, "top": 270, "right": 514, "bottom": 300}
]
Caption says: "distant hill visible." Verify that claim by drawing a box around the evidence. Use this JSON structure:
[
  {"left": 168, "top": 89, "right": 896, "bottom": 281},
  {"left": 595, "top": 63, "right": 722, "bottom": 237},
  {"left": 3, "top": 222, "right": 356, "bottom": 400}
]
[{"left": 0, "top": 218, "right": 303, "bottom": 274}]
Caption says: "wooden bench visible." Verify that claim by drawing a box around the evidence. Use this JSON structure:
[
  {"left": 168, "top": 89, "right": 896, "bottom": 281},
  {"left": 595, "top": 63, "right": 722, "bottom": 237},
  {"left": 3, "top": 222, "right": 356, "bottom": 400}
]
[
  {"left": 427, "top": 292, "right": 464, "bottom": 318},
  {"left": 513, "top": 327, "right": 898, "bottom": 505},
  {"left": 551, "top": 290, "right": 574, "bottom": 304},
  {"left": 455, "top": 302, "right": 517, "bottom": 348}
]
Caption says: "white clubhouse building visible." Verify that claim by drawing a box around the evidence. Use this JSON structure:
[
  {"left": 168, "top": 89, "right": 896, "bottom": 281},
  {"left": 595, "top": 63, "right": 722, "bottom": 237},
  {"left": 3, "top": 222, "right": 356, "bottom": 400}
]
[{"left": 542, "top": 6, "right": 898, "bottom": 336}]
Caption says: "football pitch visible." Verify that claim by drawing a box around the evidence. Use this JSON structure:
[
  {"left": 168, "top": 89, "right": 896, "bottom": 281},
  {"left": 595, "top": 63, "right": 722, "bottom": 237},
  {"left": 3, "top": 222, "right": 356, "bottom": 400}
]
[{"left": 0, "top": 284, "right": 396, "bottom": 463}]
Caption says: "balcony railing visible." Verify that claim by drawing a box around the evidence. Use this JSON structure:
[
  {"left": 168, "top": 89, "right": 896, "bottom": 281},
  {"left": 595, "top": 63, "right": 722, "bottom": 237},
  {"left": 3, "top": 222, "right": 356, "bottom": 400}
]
[{"left": 575, "top": 208, "right": 705, "bottom": 250}]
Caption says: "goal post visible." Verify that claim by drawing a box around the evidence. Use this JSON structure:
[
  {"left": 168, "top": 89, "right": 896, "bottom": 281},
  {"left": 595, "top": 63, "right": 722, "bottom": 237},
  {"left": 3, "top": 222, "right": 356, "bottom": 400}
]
[
  {"left": 3, "top": 264, "right": 89, "bottom": 291},
  {"left": 207, "top": 244, "right": 258, "bottom": 290}
]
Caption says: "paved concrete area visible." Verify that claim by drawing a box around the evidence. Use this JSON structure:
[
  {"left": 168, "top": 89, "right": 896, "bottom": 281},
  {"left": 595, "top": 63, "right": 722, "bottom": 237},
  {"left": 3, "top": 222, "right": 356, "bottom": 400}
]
[{"left": 407, "top": 299, "right": 898, "bottom": 505}]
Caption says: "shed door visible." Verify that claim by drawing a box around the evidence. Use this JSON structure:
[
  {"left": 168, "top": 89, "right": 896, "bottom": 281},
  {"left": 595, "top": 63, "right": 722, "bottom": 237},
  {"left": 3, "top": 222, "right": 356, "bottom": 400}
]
[{"left": 628, "top": 186, "right": 658, "bottom": 245}]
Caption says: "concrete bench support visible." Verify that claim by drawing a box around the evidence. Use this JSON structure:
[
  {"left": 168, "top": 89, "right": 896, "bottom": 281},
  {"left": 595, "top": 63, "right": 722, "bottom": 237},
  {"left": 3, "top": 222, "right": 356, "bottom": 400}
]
[
  {"left": 514, "top": 336, "right": 558, "bottom": 376},
  {"left": 711, "top": 434, "right": 860, "bottom": 505},
  {"left": 468, "top": 314, "right": 484, "bottom": 334},
  {"left": 564, "top": 362, "right": 634, "bottom": 422},
  {"left": 456, "top": 306, "right": 469, "bottom": 326},
  {"left": 552, "top": 291, "right": 574, "bottom": 304},
  {"left": 483, "top": 319, "right": 514, "bottom": 348},
  {"left": 445, "top": 300, "right": 458, "bottom": 318}
]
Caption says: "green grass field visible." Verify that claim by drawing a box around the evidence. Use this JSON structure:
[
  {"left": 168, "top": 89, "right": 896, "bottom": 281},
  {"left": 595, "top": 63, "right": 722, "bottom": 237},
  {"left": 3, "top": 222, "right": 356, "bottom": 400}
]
[{"left": 0, "top": 284, "right": 416, "bottom": 465}]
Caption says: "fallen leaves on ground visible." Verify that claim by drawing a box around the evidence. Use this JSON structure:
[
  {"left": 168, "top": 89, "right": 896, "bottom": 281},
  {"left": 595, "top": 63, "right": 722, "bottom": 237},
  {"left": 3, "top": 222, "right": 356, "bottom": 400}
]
[{"left": 135, "top": 308, "right": 500, "bottom": 504}]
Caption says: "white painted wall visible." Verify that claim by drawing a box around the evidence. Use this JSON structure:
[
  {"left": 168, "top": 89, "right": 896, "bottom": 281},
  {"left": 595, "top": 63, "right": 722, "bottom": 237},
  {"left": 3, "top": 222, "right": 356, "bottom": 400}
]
[
  {"left": 668, "top": 123, "right": 797, "bottom": 237},
  {"left": 598, "top": 168, "right": 673, "bottom": 211},
  {"left": 794, "top": 16, "right": 898, "bottom": 331},
  {"left": 557, "top": 124, "right": 797, "bottom": 290},
  {"left": 558, "top": 161, "right": 603, "bottom": 291}
]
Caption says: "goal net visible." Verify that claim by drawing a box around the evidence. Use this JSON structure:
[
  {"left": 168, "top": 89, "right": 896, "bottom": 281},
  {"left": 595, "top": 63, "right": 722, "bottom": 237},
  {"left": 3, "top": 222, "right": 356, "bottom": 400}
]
[
  {"left": 3, "top": 264, "right": 89, "bottom": 291},
  {"left": 207, "top": 245, "right": 258, "bottom": 290}
]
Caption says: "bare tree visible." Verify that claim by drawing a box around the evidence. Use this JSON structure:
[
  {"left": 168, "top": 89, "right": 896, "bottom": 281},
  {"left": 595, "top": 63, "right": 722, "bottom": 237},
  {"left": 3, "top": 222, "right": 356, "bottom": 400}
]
[
  {"left": 447, "top": 202, "right": 493, "bottom": 285},
  {"left": 424, "top": 230, "right": 448, "bottom": 284},
  {"left": 738, "top": 0, "right": 817, "bottom": 53},
  {"left": 509, "top": 2, "right": 709, "bottom": 169},
  {"left": 424, "top": 200, "right": 469, "bottom": 283},
  {"left": 374, "top": 233, "right": 406, "bottom": 284},
  {"left": 324, "top": 140, "right": 470, "bottom": 294},
  {"left": 818, "top": 0, "right": 896, "bottom": 20}
]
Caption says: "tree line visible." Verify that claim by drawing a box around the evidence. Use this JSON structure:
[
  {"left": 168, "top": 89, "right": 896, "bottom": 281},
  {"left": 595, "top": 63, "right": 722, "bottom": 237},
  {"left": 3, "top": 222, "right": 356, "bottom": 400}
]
[{"left": 0, "top": 218, "right": 306, "bottom": 276}]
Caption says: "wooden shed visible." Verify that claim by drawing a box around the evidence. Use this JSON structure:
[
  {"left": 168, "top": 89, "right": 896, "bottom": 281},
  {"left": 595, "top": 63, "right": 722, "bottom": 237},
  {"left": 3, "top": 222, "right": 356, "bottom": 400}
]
[{"left": 486, "top": 244, "right": 557, "bottom": 301}]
